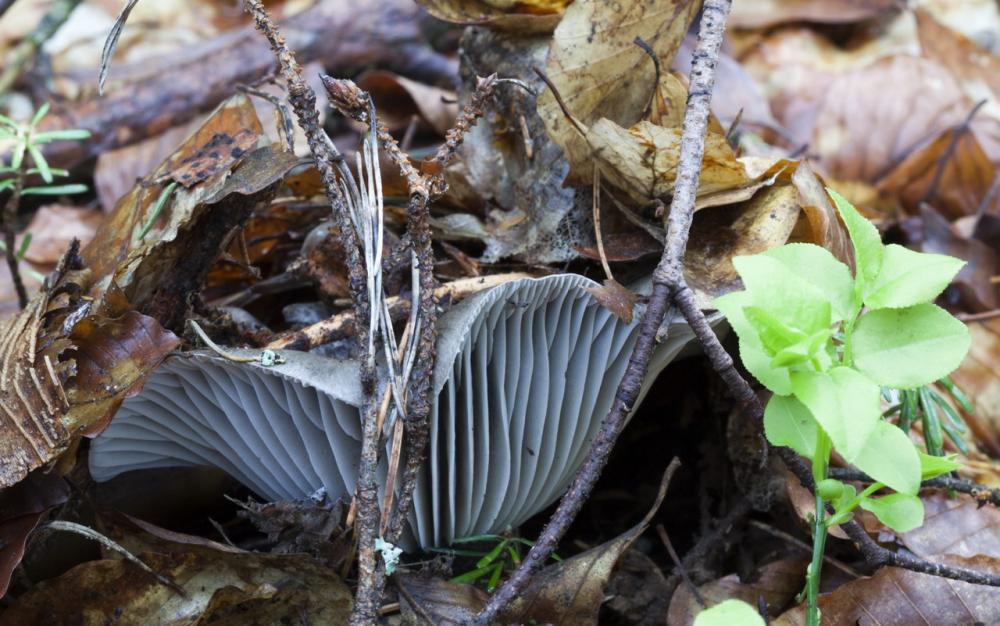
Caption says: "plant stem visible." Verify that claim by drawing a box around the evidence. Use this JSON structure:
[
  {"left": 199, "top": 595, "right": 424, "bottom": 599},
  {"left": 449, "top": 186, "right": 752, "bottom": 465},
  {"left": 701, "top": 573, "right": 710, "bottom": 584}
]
[
  {"left": 2, "top": 161, "right": 28, "bottom": 307},
  {"left": 807, "top": 430, "right": 832, "bottom": 626}
]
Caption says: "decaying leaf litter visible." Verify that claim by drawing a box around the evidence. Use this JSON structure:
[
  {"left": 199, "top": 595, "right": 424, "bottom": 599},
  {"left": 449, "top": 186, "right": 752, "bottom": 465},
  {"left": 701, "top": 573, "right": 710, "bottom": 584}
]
[{"left": 0, "top": 0, "right": 1000, "bottom": 624}]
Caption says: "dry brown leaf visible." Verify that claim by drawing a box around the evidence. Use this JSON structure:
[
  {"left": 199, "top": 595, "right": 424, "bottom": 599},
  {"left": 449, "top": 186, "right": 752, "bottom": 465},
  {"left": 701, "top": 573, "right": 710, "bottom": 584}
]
[
  {"left": 65, "top": 307, "right": 180, "bottom": 438},
  {"left": 396, "top": 575, "right": 489, "bottom": 625},
  {"left": 774, "top": 555, "right": 1000, "bottom": 625},
  {"left": 0, "top": 548, "right": 351, "bottom": 626},
  {"left": 877, "top": 125, "right": 994, "bottom": 219},
  {"left": 902, "top": 492, "right": 1000, "bottom": 560},
  {"left": 415, "top": 0, "right": 566, "bottom": 33},
  {"left": 916, "top": 9, "right": 1000, "bottom": 108},
  {"left": 536, "top": 0, "right": 698, "bottom": 182},
  {"left": 19, "top": 206, "right": 104, "bottom": 267},
  {"left": 0, "top": 472, "right": 69, "bottom": 596},
  {"left": 667, "top": 559, "right": 808, "bottom": 625},
  {"left": 585, "top": 278, "right": 638, "bottom": 324},
  {"left": 949, "top": 319, "right": 1000, "bottom": 454},
  {"left": 811, "top": 55, "right": 970, "bottom": 183},
  {"left": 920, "top": 206, "right": 1000, "bottom": 311},
  {"left": 729, "top": 0, "right": 899, "bottom": 28},
  {"left": 590, "top": 120, "right": 749, "bottom": 203},
  {"left": 496, "top": 517, "right": 648, "bottom": 625},
  {"left": 356, "top": 70, "right": 458, "bottom": 136}
]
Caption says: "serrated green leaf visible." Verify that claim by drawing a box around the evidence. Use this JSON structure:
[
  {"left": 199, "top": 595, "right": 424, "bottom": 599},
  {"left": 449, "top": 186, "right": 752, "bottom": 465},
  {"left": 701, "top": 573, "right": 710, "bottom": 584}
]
[
  {"left": 770, "top": 328, "right": 833, "bottom": 369},
  {"left": 763, "top": 243, "right": 857, "bottom": 321},
  {"left": 714, "top": 291, "right": 792, "bottom": 394},
  {"left": 694, "top": 600, "right": 766, "bottom": 626},
  {"left": 918, "top": 451, "right": 961, "bottom": 480},
  {"left": 853, "top": 420, "right": 921, "bottom": 495},
  {"left": 791, "top": 367, "right": 881, "bottom": 461},
  {"left": 864, "top": 244, "right": 964, "bottom": 309},
  {"left": 853, "top": 304, "right": 970, "bottom": 389},
  {"left": 732, "top": 254, "right": 833, "bottom": 335},
  {"left": 764, "top": 394, "right": 818, "bottom": 457},
  {"left": 859, "top": 493, "right": 924, "bottom": 532},
  {"left": 744, "top": 306, "right": 807, "bottom": 355},
  {"left": 829, "top": 188, "right": 883, "bottom": 294}
]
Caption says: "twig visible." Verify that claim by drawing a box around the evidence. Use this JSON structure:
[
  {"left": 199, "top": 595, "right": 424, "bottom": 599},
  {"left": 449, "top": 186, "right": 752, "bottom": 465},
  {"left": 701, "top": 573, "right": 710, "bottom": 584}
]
[
  {"left": 592, "top": 169, "right": 613, "bottom": 281},
  {"left": 34, "top": 520, "right": 185, "bottom": 596},
  {"left": 957, "top": 309, "right": 1000, "bottom": 323},
  {"left": 0, "top": 0, "right": 82, "bottom": 96},
  {"left": 657, "top": 524, "right": 706, "bottom": 609},
  {"left": 240, "top": 5, "right": 379, "bottom": 624},
  {"left": 828, "top": 467, "right": 1000, "bottom": 508},
  {"left": 469, "top": 3, "right": 734, "bottom": 623},
  {"left": 1, "top": 160, "right": 27, "bottom": 308}
]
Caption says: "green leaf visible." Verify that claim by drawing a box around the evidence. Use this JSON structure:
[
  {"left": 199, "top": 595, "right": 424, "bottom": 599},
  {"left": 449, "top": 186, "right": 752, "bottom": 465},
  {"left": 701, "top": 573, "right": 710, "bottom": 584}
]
[
  {"left": 791, "top": 367, "right": 881, "bottom": 461},
  {"left": 918, "top": 451, "right": 961, "bottom": 480},
  {"left": 764, "top": 394, "right": 818, "bottom": 457},
  {"left": 26, "top": 143, "right": 52, "bottom": 183},
  {"left": 31, "top": 129, "right": 91, "bottom": 143},
  {"left": 853, "top": 420, "right": 921, "bottom": 495},
  {"left": 859, "top": 493, "right": 924, "bottom": 533},
  {"left": 732, "top": 254, "right": 832, "bottom": 336},
  {"left": 714, "top": 291, "right": 792, "bottom": 395},
  {"left": 476, "top": 540, "right": 507, "bottom": 569},
  {"left": 828, "top": 483, "right": 859, "bottom": 526},
  {"left": 744, "top": 305, "right": 807, "bottom": 356},
  {"left": 864, "top": 244, "right": 964, "bottom": 309},
  {"left": 763, "top": 243, "right": 857, "bottom": 321},
  {"left": 29, "top": 103, "right": 50, "bottom": 129},
  {"left": 11, "top": 139, "right": 26, "bottom": 170},
  {"left": 829, "top": 188, "right": 883, "bottom": 294},
  {"left": 770, "top": 328, "right": 833, "bottom": 370},
  {"left": 693, "top": 600, "right": 766, "bottom": 626},
  {"left": 22, "top": 184, "right": 88, "bottom": 196},
  {"left": 853, "top": 304, "right": 971, "bottom": 389}
]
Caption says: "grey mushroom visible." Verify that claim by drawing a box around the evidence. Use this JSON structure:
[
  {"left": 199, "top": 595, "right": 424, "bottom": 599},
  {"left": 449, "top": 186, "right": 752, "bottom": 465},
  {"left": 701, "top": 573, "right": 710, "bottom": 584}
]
[{"left": 89, "top": 274, "right": 716, "bottom": 548}]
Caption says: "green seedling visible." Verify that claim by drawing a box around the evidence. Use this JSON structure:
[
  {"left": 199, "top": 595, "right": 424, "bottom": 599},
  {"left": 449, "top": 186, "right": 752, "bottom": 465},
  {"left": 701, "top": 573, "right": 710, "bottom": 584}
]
[
  {"left": 431, "top": 532, "right": 560, "bottom": 593},
  {"left": 710, "top": 189, "right": 969, "bottom": 626}
]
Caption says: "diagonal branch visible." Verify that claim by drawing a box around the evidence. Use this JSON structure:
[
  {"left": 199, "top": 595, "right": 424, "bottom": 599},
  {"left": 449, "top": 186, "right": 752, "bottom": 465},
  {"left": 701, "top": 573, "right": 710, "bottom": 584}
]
[{"left": 469, "top": 2, "right": 734, "bottom": 623}]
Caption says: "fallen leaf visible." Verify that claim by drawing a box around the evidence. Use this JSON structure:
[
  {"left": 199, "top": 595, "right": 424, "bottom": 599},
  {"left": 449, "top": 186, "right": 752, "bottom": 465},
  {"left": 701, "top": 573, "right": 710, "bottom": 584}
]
[
  {"left": 19, "top": 206, "right": 104, "bottom": 266},
  {"left": 585, "top": 278, "right": 638, "bottom": 324},
  {"left": 590, "top": 120, "right": 749, "bottom": 203},
  {"left": 0, "top": 548, "right": 351, "bottom": 625},
  {"left": 536, "top": 0, "right": 699, "bottom": 182},
  {"left": 877, "top": 125, "right": 993, "bottom": 219},
  {"left": 902, "top": 491, "right": 1000, "bottom": 559},
  {"left": 774, "top": 555, "right": 1000, "bottom": 625},
  {"left": 916, "top": 9, "right": 1000, "bottom": 110},
  {"left": 811, "top": 55, "right": 970, "bottom": 183},
  {"left": 920, "top": 205, "right": 1000, "bottom": 311},
  {"left": 414, "top": 0, "right": 567, "bottom": 33},
  {"left": 668, "top": 559, "right": 808, "bottom": 625},
  {"left": 0, "top": 472, "right": 70, "bottom": 596},
  {"left": 949, "top": 318, "right": 1000, "bottom": 455},
  {"left": 356, "top": 70, "right": 458, "bottom": 135},
  {"left": 66, "top": 307, "right": 180, "bottom": 437},
  {"left": 396, "top": 575, "right": 488, "bottom": 625},
  {"left": 729, "top": 0, "right": 899, "bottom": 28}
]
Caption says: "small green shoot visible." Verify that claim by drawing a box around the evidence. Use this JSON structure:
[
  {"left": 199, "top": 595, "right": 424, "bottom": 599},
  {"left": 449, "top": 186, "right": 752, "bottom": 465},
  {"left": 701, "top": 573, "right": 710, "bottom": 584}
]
[
  {"left": 714, "top": 189, "right": 970, "bottom": 626},
  {"left": 431, "top": 532, "right": 560, "bottom": 593}
]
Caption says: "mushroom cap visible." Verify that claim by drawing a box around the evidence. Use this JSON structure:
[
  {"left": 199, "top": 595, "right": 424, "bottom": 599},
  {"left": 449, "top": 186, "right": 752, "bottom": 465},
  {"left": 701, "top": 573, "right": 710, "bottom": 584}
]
[{"left": 90, "top": 274, "right": 713, "bottom": 547}]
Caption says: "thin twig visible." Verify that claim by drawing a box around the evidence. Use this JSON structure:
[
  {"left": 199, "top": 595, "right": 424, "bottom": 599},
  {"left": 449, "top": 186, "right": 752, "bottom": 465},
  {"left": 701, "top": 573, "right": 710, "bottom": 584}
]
[
  {"left": 592, "top": 169, "right": 613, "bottom": 281},
  {"left": 2, "top": 160, "right": 27, "bottom": 308},
  {"left": 469, "top": 4, "right": 733, "bottom": 623},
  {"left": 828, "top": 467, "right": 1000, "bottom": 508},
  {"left": 657, "top": 524, "right": 706, "bottom": 608},
  {"left": 35, "top": 520, "right": 185, "bottom": 596}
]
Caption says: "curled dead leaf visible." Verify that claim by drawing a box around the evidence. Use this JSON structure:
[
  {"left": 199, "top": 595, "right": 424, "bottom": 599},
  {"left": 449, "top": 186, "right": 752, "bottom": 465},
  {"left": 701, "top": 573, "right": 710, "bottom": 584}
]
[
  {"left": 536, "top": 0, "right": 698, "bottom": 182},
  {"left": 415, "top": 0, "right": 567, "bottom": 33},
  {"left": 585, "top": 279, "right": 638, "bottom": 324}
]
